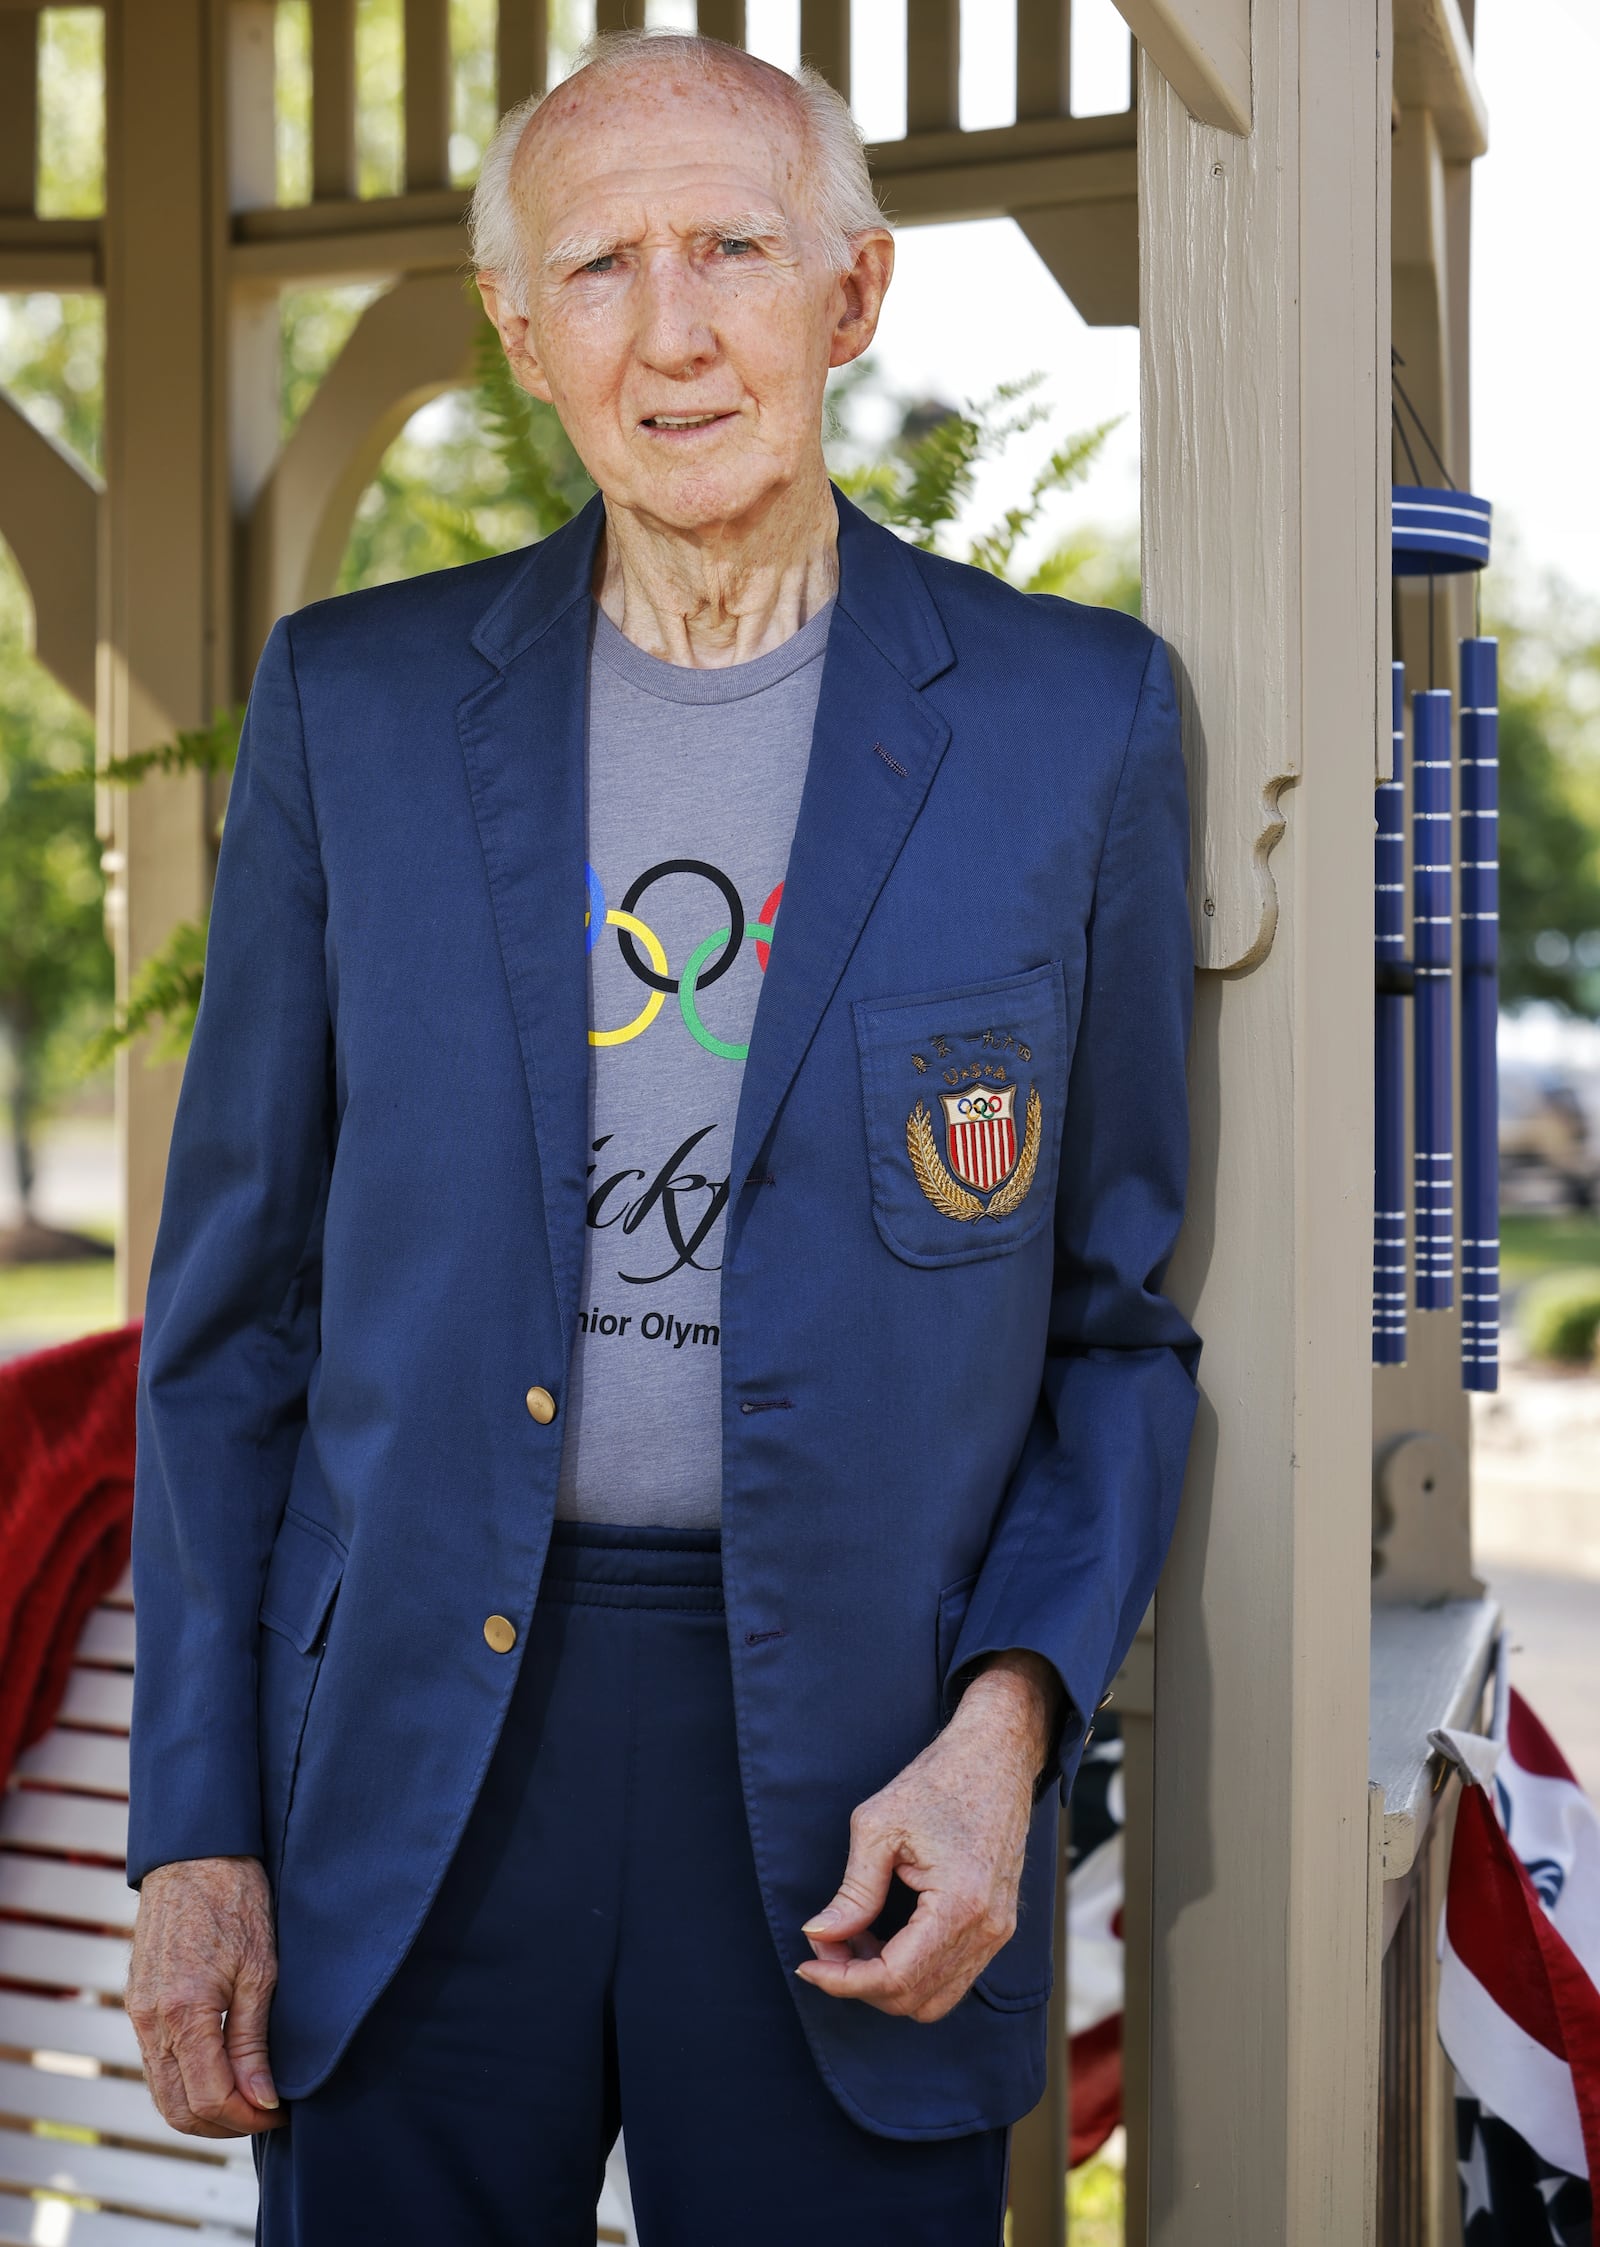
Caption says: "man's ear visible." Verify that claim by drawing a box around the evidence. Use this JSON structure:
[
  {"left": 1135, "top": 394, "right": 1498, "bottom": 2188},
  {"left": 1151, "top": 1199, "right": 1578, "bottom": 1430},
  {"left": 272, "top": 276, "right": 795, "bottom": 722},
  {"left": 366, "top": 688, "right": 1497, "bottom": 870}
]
[
  {"left": 828, "top": 229, "right": 895, "bottom": 371},
  {"left": 474, "top": 274, "right": 555, "bottom": 404}
]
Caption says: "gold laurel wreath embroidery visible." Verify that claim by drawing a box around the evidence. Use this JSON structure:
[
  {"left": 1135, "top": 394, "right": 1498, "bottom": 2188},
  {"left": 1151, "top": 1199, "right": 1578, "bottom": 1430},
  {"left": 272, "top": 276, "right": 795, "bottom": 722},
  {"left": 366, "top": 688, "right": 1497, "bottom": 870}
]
[{"left": 906, "top": 1084, "right": 1043, "bottom": 1223}]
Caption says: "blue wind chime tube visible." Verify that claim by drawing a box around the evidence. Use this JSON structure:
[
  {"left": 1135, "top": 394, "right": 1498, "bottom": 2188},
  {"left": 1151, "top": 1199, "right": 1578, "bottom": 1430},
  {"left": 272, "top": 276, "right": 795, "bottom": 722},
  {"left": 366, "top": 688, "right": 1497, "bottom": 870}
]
[
  {"left": 1373, "top": 662, "right": 1409, "bottom": 1364},
  {"left": 1412, "top": 686, "right": 1455, "bottom": 1310},
  {"left": 1459, "top": 638, "right": 1500, "bottom": 1389}
]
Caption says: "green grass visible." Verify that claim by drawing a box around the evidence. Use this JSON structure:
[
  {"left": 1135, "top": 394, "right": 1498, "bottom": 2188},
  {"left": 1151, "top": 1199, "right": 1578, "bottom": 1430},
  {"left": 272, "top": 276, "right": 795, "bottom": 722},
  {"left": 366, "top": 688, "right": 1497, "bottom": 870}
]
[
  {"left": 1066, "top": 2149, "right": 1126, "bottom": 2242},
  {"left": 0, "top": 1254, "right": 118, "bottom": 1345},
  {"left": 1502, "top": 1211, "right": 1600, "bottom": 1291}
]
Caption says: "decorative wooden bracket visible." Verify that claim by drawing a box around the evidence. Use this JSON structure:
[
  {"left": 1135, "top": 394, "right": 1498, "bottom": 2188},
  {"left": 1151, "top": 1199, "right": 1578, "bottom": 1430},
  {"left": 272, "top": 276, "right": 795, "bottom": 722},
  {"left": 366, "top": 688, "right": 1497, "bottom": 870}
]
[
  {"left": 0, "top": 393, "right": 100, "bottom": 714},
  {"left": 1113, "top": 0, "right": 1252, "bottom": 136}
]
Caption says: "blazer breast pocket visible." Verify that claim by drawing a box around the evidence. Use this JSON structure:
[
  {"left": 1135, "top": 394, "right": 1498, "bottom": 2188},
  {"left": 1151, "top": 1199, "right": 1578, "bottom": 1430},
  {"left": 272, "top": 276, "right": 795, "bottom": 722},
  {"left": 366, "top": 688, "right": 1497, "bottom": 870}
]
[{"left": 854, "top": 963, "right": 1069, "bottom": 1269}]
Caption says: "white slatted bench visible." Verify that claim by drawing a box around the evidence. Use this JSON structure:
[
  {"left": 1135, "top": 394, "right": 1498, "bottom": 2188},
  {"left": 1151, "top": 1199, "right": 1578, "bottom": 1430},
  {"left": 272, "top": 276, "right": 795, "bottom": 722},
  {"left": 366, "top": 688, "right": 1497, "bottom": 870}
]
[{"left": 0, "top": 1565, "right": 639, "bottom": 2245}]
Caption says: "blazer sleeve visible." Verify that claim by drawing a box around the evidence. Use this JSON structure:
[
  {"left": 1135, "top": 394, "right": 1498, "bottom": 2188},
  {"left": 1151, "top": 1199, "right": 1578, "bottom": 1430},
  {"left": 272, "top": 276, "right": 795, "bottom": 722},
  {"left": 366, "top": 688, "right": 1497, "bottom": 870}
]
[
  {"left": 943, "top": 631, "right": 1201, "bottom": 1802},
  {"left": 126, "top": 617, "right": 334, "bottom": 1887}
]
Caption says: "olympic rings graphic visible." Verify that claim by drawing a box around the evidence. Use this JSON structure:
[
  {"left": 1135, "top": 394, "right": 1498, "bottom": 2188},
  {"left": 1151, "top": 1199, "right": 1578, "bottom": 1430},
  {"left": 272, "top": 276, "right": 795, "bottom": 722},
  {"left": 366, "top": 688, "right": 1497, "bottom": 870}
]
[
  {"left": 585, "top": 860, "right": 784, "bottom": 1053},
  {"left": 679, "top": 923, "right": 775, "bottom": 1060},
  {"left": 618, "top": 861, "right": 744, "bottom": 994},
  {"left": 588, "top": 858, "right": 786, "bottom": 1051},
  {"left": 958, "top": 1093, "right": 1005, "bottom": 1118},
  {"left": 587, "top": 908, "right": 669, "bottom": 1047}
]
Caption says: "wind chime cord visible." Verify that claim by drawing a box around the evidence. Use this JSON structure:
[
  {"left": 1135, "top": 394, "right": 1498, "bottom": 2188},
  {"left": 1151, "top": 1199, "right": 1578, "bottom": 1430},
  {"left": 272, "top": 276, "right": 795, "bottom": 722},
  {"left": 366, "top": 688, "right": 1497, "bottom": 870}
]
[
  {"left": 1392, "top": 401, "right": 1424, "bottom": 487},
  {"left": 1392, "top": 355, "right": 1456, "bottom": 489}
]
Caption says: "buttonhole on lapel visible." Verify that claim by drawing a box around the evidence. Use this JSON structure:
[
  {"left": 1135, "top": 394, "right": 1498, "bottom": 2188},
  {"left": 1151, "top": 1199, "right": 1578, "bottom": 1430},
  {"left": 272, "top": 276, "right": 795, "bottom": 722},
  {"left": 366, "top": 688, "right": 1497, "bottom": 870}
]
[
  {"left": 742, "top": 1171, "right": 776, "bottom": 1189},
  {"left": 873, "top": 741, "right": 908, "bottom": 779},
  {"left": 745, "top": 1627, "right": 788, "bottom": 1646},
  {"left": 739, "top": 1397, "right": 793, "bottom": 1415}
]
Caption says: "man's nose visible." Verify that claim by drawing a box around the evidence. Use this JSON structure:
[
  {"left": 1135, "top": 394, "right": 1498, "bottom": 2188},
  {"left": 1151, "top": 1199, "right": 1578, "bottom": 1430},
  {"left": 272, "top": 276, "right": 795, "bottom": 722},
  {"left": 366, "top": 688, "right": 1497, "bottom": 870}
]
[{"left": 633, "top": 251, "right": 718, "bottom": 377}]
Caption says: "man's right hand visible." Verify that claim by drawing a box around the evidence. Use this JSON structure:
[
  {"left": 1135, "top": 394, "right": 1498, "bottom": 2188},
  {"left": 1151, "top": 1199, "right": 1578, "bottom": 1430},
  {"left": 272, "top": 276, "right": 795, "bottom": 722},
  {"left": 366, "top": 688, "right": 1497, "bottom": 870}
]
[{"left": 126, "top": 1855, "right": 285, "bottom": 2137}]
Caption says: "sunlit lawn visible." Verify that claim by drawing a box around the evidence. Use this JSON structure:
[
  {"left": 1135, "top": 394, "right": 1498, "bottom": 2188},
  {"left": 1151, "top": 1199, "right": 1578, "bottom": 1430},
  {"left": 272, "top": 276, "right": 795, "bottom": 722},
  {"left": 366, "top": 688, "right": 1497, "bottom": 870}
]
[
  {"left": 0, "top": 1222, "right": 119, "bottom": 1349},
  {"left": 1502, "top": 1210, "right": 1600, "bottom": 1291}
]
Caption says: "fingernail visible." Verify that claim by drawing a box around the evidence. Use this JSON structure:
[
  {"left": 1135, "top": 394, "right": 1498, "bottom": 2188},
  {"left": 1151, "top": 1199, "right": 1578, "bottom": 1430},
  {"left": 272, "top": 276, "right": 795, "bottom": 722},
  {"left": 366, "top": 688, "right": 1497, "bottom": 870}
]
[
  {"left": 252, "top": 2084, "right": 280, "bottom": 2110},
  {"left": 801, "top": 1912, "right": 838, "bottom": 1936}
]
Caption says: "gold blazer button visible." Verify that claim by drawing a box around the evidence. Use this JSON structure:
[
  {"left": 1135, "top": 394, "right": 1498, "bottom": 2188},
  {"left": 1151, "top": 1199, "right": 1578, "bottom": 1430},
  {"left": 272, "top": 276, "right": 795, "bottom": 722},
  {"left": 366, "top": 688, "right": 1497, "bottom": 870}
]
[
  {"left": 483, "top": 1614, "right": 517, "bottom": 1654},
  {"left": 525, "top": 1385, "right": 557, "bottom": 1424}
]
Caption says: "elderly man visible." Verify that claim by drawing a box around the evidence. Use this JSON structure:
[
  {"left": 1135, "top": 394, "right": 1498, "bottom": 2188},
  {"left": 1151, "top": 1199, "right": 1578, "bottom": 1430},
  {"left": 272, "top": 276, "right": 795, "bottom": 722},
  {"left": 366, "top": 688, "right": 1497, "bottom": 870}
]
[{"left": 126, "top": 29, "right": 1198, "bottom": 2245}]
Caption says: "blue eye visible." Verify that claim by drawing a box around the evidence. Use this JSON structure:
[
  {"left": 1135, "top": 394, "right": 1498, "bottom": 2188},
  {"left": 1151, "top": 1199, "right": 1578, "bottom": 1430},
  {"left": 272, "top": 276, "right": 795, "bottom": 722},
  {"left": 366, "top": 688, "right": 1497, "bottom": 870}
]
[
  {"left": 718, "top": 238, "right": 753, "bottom": 257},
  {"left": 581, "top": 254, "right": 615, "bottom": 274}
]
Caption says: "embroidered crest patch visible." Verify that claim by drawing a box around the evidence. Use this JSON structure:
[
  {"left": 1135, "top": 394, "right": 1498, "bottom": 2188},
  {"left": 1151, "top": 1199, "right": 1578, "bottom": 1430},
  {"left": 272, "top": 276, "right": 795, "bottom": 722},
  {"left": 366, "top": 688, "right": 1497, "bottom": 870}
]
[{"left": 907, "top": 1079, "right": 1043, "bottom": 1223}]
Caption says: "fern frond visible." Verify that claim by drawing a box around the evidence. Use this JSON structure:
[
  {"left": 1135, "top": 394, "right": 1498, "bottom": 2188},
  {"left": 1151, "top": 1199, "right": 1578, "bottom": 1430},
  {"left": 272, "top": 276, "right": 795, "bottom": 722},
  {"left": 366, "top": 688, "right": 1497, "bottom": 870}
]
[{"left": 76, "top": 916, "right": 208, "bottom": 1072}]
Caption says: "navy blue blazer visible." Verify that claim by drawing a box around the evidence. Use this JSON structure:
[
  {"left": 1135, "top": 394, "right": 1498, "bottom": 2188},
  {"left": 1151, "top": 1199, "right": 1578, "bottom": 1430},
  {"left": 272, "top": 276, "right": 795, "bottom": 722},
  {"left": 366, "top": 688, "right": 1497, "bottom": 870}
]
[{"left": 128, "top": 487, "right": 1199, "bottom": 2140}]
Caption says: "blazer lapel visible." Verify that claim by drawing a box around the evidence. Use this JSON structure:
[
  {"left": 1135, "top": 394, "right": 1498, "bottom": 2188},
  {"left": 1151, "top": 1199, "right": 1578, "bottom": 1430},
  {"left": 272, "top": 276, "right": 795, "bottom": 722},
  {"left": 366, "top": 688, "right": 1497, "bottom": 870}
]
[
  {"left": 727, "top": 492, "right": 955, "bottom": 1235},
  {"left": 457, "top": 497, "right": 604, "bottom": 1353}
]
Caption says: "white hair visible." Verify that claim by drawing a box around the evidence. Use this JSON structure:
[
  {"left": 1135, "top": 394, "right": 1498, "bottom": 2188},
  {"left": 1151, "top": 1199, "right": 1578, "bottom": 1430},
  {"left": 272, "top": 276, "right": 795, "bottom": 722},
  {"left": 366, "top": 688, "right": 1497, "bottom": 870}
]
[{"left": 468, "top": 30, "right": 885, "bottom": 316}]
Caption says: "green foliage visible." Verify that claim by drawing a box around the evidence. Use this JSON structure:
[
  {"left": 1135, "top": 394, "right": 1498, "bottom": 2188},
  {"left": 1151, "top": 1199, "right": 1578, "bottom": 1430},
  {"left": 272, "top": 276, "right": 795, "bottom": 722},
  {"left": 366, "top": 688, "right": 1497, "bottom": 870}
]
[
  {"left": 335, "top": 318, "right": 593, "bottom": 591},
  {"left": 1516, "top": 1266, "right": 1600, "bottom": 1365},
  {"left": 35, "top": 8, "right": 105, "bottom": 219},
  {"left": 280, "top": 284, "right": 387, "bottom": 438},
  {"left": 79, "top": 918, "right": 208, "bottom": 1075},
  {"left": 0, "top": 548, "right": 113, "bottom": 1216},
  {"left": 833, "top": 371, "right": 1125, "bottom": 596},
  {"left": 41, "top": 707, "right": 243, "bottom": 794},
  {"left": 0, "top": 293, "right": 103, "bottom": 477},
  {"left": 1486, "top": 564, "right": 1600, "bottom": 1016}
]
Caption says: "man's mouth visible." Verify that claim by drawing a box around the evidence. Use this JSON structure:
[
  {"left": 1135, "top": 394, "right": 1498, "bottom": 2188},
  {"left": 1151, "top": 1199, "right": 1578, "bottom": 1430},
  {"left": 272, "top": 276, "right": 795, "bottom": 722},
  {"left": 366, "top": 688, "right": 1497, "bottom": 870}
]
[{"left": 640, "top": 411, "right": 736, "bottom": 432}]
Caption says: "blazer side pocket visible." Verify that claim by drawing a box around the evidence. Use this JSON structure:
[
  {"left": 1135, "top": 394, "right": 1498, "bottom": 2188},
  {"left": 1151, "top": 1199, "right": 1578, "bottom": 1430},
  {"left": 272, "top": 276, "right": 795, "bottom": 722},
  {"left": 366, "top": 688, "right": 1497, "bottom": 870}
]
[{"left": 257, "top": 1509, "right": 346, "bottom": 1883}]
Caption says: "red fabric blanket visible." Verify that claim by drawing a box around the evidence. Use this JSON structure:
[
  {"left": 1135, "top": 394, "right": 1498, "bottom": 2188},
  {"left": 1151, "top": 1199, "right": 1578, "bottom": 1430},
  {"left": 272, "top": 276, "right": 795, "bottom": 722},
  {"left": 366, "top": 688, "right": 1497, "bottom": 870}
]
[{"left": 0, "top": 1322, "right": 142, "bottom": 1790}]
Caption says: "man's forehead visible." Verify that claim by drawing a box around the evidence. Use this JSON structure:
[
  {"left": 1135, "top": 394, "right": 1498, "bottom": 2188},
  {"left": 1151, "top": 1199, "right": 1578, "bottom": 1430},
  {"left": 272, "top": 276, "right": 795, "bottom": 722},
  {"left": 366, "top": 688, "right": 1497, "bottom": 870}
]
[{"left": 517, "top": 66, "right": 809, "bottom": 238}]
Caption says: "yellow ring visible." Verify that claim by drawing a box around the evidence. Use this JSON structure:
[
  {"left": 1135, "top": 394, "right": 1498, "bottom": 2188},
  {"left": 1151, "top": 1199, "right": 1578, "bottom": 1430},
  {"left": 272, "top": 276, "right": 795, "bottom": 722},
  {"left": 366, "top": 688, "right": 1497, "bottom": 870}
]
[{"left": 588, "top": 908, "right": 668, "bottom": 1046}]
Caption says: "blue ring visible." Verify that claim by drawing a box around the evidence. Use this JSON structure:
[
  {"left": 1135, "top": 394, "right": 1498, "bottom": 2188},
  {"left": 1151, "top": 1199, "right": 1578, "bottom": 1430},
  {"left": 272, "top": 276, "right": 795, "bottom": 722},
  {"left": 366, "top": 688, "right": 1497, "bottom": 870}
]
[{"left": 583, "top": 861, "right": 606, "bottom": 954}]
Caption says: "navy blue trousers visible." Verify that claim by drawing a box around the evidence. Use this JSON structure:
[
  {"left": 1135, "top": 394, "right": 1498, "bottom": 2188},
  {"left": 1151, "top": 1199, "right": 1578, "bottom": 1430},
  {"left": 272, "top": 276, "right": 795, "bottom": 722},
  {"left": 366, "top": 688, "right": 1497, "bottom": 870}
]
[{"left": 255, "top": 1524, "right": 1010, "bottom": 2244}]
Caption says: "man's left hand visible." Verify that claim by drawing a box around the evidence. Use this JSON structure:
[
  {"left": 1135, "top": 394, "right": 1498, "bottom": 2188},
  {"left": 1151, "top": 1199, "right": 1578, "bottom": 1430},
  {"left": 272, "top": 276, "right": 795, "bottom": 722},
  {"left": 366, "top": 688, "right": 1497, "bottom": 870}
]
[{"left": 796, "top": 1651, "right": 1062, "bottom": 2023}]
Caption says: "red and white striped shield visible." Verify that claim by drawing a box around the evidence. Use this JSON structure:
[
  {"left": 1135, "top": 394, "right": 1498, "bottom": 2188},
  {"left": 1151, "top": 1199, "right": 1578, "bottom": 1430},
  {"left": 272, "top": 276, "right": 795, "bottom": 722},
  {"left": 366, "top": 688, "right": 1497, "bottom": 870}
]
[{"left": 938, "top": 1083, "right": 1019, "bottom": 1192}]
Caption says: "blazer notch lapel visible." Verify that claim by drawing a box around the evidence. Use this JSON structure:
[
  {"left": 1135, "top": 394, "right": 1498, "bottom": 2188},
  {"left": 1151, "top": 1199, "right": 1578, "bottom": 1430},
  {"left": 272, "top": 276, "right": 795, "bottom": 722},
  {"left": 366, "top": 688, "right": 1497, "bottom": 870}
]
[{"left": 728, "top": 609, "right": 952, "bottom": 1210}]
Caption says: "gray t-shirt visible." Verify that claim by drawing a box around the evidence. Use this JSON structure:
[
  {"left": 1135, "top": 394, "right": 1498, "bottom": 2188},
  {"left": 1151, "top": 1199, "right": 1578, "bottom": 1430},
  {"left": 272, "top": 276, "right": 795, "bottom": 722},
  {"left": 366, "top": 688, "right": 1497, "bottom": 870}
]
[{"left": 555, "top": 597, "right": 833, "bottom": 1527}]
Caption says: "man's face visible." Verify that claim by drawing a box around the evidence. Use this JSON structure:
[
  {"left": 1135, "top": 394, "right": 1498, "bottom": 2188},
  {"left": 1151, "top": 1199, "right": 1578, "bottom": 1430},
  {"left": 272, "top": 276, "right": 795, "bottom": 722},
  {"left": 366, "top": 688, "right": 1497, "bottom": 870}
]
[{"left": 480, "top": 63, "right": 892, "bottom": 535}]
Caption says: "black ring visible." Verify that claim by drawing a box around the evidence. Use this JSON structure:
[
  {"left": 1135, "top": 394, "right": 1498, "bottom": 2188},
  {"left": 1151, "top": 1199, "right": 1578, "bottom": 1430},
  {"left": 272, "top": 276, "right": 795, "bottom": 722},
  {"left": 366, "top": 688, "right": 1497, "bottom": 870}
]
[{"left": 617, "top": 860, "right": 745, "bottom": 993}]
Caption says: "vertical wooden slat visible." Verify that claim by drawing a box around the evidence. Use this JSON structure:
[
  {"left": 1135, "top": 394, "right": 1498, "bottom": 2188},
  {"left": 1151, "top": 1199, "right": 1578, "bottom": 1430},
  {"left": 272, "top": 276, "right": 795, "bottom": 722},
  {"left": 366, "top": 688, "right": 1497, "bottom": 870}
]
[
  {"left": 799, "top": 0, "right": 849, "bottom": 97},
  {"left": 1016, "top": 0, "right": 1070, "bottom": 123},
  {"left": 904, "top": 0, "right": 958, "bottom": 134},
  {"left": 311, "top": 0, "right": 358, "bottom": 200},
  {"left": 496, "top": 0, "right": 548, "bottom": 109},
  {"left": 696, "top": 0, "right": 745, "bottom": 45},
  {"left": 102, "top": 0, "right": 231, "bottom": 1315},
  {"left": 1006, "top": 1808, "right": 1068, "bottom": 2247},
  {"left": 403, "top": 0, "right": 452, "bottom": 189},
  {"left": 594, "top": 0, "right": 636, "bottom": 33},
  {"left": 0, "top": 15, "right": 38, "bottom": 215}
]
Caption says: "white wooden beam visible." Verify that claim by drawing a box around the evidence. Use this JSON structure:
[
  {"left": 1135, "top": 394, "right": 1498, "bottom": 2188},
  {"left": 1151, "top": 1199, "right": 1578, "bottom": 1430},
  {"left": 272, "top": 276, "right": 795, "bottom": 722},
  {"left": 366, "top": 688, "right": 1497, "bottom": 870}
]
[
  {"left": 0, "top": 394, "right": 100, "bottom": 711},
  {"left": 1394, "top": 0, "right": 1486, "bottom": 159},
  {"left": 1112, "top": 0, "right": 1251, "bottom": 135}
]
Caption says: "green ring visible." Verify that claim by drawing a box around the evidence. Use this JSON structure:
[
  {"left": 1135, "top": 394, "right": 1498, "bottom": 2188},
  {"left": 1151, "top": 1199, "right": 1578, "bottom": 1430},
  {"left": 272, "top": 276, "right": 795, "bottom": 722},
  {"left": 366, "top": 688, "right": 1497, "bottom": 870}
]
[{"left": 679, "top": 922, "right": 774, "bottom": 1059}]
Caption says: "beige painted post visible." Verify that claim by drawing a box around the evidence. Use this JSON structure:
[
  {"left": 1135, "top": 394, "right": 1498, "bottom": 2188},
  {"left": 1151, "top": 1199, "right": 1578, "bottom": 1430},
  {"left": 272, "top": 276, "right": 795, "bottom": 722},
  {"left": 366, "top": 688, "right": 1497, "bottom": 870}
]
[
  {"left": 1139, "top": 0, "right": 1385, "bottom": 2238},
  {"left": 799, "top": 0, "right": 850, "bottom": 96},
  {"left": 103, "top": 0, "right": 275, "bottom": 1314},
  {"left": 0, "top": 10, "right": 38, "bottom": 216}
]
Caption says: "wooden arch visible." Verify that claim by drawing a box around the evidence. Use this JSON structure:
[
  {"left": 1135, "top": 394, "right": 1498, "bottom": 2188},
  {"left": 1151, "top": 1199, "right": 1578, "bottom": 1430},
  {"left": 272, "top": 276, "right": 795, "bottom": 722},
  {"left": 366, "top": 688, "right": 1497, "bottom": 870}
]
[{"left": 246, "top": 271, "right": 484, "bottom": 668}]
